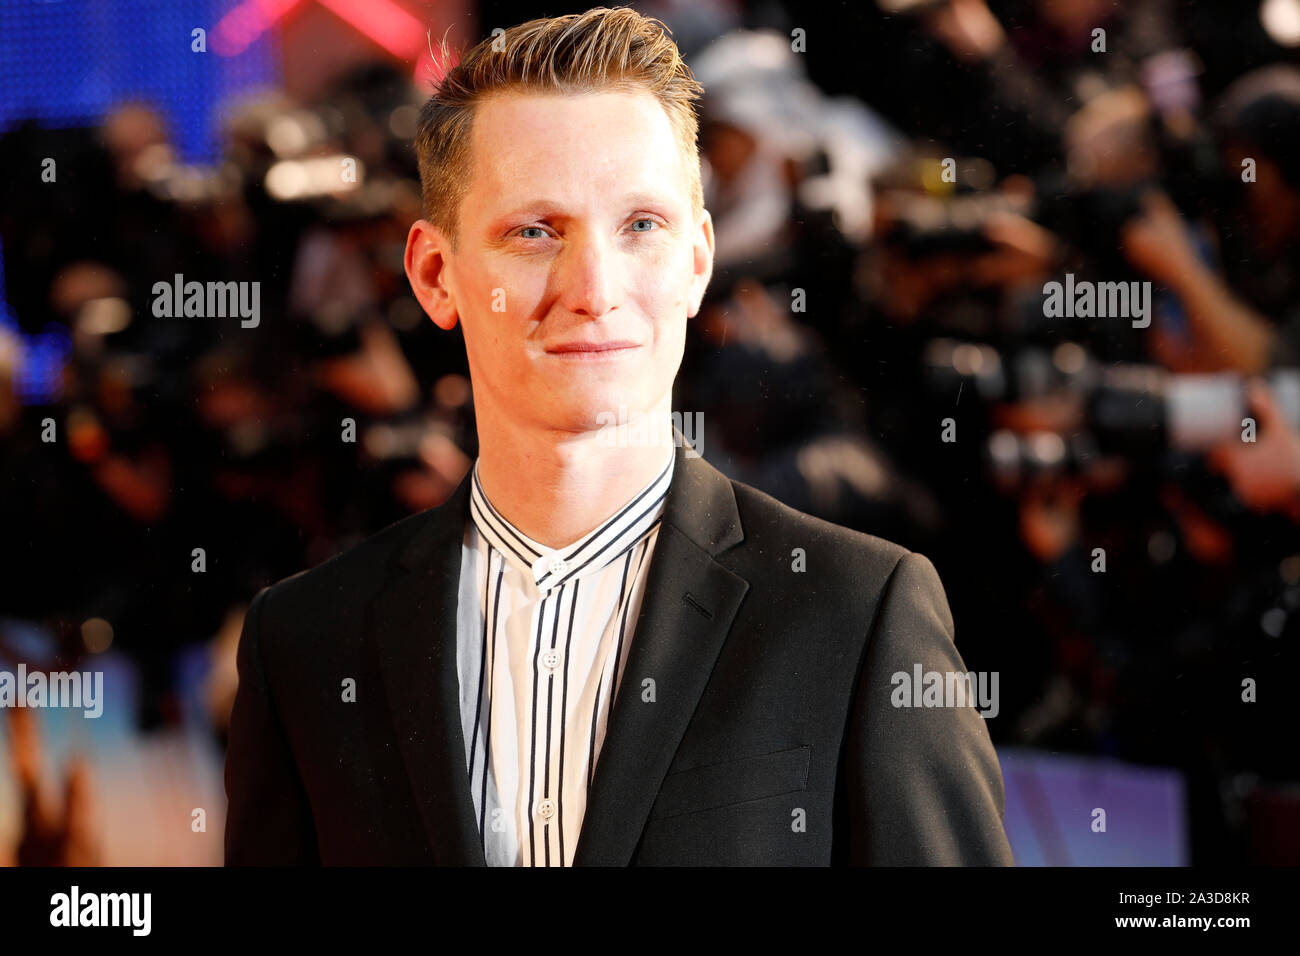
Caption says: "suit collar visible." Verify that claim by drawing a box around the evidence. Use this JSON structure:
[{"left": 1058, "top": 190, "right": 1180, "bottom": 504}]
[{"left": 375, "top": 426, "right": 749, "bottom": 865}]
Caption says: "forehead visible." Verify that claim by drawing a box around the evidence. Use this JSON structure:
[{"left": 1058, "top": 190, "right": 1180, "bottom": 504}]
[{"left": 465, "top": 89, "right": 689, "bottom": 214}]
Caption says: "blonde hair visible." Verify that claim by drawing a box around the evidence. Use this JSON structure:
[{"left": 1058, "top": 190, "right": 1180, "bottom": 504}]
[{"left": 414, "top": 5, "right": 705, "bottom": 252}]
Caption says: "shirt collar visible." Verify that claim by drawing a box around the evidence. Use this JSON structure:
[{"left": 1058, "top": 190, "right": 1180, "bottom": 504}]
[{"left": 469, "top": 448, "right": 675, "bottom": 591}]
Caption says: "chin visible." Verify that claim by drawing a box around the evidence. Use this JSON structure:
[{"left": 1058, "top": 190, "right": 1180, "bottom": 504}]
[{"left": 550, "top": 391, "right": 656, "bottom": 433}]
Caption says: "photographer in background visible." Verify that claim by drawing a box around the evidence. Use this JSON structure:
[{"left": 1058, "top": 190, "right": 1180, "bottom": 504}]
[
  {"left": 1208, "top": 379, "right": 1300, "bottom": 524},
  {"left": 1121, "top": 67, "right": 1300, "bottom": 376}
]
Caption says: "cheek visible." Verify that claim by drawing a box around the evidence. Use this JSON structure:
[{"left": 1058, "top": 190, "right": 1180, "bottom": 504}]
[
  {"left": 462, "top": 264, "right": 536, "bottom": 340},
  {"left": 641, "top": 248, "right": 694, "bottom": 314}
]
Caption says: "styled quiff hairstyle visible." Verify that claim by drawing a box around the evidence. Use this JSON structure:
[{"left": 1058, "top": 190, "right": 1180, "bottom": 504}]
[{"left": 414, "top": 6, "right": 706, "bottom": 252}]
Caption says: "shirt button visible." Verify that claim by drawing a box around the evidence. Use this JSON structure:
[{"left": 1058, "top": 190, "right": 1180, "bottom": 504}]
[
  {"left": 537, "top": 798, "right": 557, "bottom": 820},
  {"left": 542, "top": 649, "right": 562, "bottom": 672},
  {"left": 547, "top": 556, "right": 568, "bottom": 576}
]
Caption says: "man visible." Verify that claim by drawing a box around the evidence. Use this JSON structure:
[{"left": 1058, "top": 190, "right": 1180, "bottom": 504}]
[{"left": 224, "top": 6, "right": 1014, "bottom": 866}]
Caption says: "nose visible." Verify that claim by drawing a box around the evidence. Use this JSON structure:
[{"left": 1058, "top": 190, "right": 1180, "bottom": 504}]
[{"left": 558, "top": 230, "right": 618, "bottom": 319}]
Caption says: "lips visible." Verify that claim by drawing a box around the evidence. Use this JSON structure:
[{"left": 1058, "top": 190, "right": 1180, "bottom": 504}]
[{"left": 545, "top": 340, "right": 639, "bottom": 354}]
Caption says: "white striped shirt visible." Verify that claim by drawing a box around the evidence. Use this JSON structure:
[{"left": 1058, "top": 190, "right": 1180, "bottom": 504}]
[{"left": 455, "top": 449, "right": 675, "bottom": 866}]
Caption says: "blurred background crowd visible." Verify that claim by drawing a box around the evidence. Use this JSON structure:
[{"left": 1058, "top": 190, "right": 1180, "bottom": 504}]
[{"left": 2, "top": 0, "right": 1299, "bottom": 865}]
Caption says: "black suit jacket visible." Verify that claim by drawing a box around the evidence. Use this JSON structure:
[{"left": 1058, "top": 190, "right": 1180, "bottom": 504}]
[{"left": 224, "top": 438, "right": 1015, "bottom": 865}]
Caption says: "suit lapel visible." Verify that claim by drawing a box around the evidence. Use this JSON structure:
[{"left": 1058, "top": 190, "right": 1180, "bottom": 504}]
[
  {"left": 372, "top": 466, "right": 487, "bottom": 866},
  {"left": 572, "top": 437, "right": 750, "bottom": 865}
]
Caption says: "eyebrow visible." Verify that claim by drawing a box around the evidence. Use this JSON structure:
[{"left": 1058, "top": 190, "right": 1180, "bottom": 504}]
[{"left": 490, "top": 193, "right": 675, "bottom": 225}]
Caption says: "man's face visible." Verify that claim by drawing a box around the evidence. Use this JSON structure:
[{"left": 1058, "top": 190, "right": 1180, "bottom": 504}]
[{"left": 411, "top": 90, "right": 714, "bottom": 434}]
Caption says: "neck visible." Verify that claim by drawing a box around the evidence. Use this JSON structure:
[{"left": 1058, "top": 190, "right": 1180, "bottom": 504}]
[{"left": 474, "top": 400, "right": 676, "bottom": 550}]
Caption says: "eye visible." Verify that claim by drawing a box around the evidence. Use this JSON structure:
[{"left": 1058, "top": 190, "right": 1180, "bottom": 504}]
[
  {"left": 629, "top": 218, "right": 659, "bottom": 233},
  {"left": 516, "top": 226, "right": 549, "bottom": 240}
]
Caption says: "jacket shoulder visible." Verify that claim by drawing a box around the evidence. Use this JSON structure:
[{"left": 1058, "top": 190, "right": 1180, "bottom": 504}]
[
  {"left": 725, "top": 476, "right": 914, "bottom": 589},
  {"left": 728, "top": 476, "right": 910, "bottom": 559},
  {"left": 255, "top": 504, "right": 448, "bottom": 622}
]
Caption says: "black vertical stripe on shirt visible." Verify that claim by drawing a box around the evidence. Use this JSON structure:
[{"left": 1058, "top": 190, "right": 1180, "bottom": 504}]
[
  {"left": 585, "top": 547, "right": 635, "bottom": 792},
  {"left": 477, "top": 554, "right": 505, "bottom": 848},
  {"left": 468, "top": 549, "right": 490, "bottom": 832},
  {"left": 557, "top": 577, "right": 579, "bottom": 866},
  {"left": 541, "top": 581, "right": 565, "bottom": 868},
  {"left": 526, "top": 590, "right": 552, "bottom": 867},
  {"left": 586, "top": 673, "right": 600, "bottom": 794},
  {"left": 608, "top": 546, "right": 638, "bottom": 725},
  {"left": 621, "top": 539, "right": 652, "bottom": 701}
]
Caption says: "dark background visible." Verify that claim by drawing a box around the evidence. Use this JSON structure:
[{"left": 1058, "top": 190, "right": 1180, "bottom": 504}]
[{"left": 1, "top": 0, "right": 1298, "bottom": 865}]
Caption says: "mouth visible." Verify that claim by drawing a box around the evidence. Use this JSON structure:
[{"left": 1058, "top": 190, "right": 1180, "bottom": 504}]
[{"left": 544, "top": 341, "right": 641, "bottom": 359}]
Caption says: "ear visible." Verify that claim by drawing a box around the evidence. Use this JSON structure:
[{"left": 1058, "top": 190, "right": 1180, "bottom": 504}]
[
  {"left": 685, "top": 208, "right": 715, "bottom": 319},
  {"left": 404, "top": 219, "right": 459, "bottom": 331}
]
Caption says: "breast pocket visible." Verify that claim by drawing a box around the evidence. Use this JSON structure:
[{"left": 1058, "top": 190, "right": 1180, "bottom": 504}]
[{"left": 647, "top": 745, "right": 812, "bottom": 822}]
